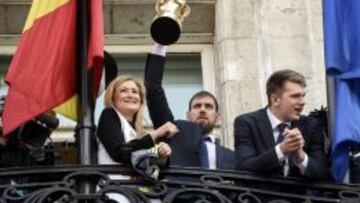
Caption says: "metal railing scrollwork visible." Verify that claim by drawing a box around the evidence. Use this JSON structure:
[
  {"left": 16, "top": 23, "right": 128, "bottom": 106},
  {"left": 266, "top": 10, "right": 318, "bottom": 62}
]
[{"left": 0, "top": 165, "right": 359, "bottom": 202}]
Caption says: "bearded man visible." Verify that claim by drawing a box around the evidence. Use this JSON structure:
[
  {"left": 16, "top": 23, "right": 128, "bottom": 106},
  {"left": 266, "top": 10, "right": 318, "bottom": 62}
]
[{"left": 144, "top": 44, "right": 235, "bottom": 169}]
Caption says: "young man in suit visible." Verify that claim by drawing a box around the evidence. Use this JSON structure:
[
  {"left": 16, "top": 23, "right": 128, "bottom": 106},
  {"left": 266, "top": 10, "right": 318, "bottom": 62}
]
[
  {"left": 144, "top": 44, "right": 235, "bottom": 169},
  {"left": 234, "top": 70, "right": 328, "bottom": 179}
]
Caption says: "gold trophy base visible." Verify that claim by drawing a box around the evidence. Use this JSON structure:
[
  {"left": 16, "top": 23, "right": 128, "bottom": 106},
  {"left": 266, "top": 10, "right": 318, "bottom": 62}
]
[{"left": 150, "top": 16, "right": 181, "bottom": 45}]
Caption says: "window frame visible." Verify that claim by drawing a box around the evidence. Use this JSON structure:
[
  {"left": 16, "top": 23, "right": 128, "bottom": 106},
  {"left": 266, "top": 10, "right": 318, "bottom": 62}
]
[
  {"left": 105, "top": 44, "right": 215, "bottom": 95},
  {"left": 0, "top": 44, "right": 215, "bottom": 142}
]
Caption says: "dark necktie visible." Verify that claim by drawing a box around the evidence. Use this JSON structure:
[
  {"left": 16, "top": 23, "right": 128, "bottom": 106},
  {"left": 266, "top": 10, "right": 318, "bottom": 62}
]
[
  {"left": 276, "top": 123, "right": 289, "bottom": 176},
  {"left": 200, "top": 137, "right": 211, "bottom": 168},
  {"left": 276, "top": 123, "right": 288, "bottom": 144}
]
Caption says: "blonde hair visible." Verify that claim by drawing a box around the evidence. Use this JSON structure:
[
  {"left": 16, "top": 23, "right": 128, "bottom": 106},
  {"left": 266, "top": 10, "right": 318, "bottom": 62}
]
[{"left": 104, "top": 75, "right": 146, "bottom": 136}]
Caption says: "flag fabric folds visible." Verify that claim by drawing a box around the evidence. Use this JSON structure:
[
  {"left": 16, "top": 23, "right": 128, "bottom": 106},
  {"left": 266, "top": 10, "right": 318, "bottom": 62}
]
[
  {"left": 324, "top": 0, "right": 360, "bottom": 182},
  {"left": 2, "top": 0, "right": 104, "bottom": 136}
]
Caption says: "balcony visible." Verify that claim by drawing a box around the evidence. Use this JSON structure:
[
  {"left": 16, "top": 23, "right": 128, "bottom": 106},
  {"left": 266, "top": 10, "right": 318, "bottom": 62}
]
[{"left": 0, "top": 165, "right": 359, "bottom": 202}]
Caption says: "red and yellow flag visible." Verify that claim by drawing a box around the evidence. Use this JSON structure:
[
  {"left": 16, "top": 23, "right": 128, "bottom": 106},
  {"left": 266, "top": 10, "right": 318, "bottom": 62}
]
[{"left": 2, "top": 0, "right": 104, "bottom": 135}]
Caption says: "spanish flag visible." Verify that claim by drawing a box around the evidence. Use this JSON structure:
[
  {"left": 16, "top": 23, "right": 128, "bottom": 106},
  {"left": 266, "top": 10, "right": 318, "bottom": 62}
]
[{"left": 2, "top": 0, "right": 104, "bottom": 136}]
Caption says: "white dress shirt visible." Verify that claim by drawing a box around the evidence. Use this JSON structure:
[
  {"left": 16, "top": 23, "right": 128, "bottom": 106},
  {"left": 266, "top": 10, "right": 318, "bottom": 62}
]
[
  {"left": 266, "top": 108, "right": 308, "bottom": 176},
  {"left": 152, "top": 43, "right": 167, "bottom": 56},
  {"left": 204, "top": 134, "right": 217, "bottom": 169}
]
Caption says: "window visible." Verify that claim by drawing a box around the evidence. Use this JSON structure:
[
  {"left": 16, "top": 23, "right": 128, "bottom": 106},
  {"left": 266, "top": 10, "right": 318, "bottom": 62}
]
[
  {"left": 96, "top": 53, "right": 203, "bottom": 126},
  {"left": 59, "top": 53, "right": 203, "bottom": 127},
  {"left": 0, "top": 46, "right": 213, "bottom": 164},
  {"left": 0, "top": 44, "right": 215, "bottom": 136}
]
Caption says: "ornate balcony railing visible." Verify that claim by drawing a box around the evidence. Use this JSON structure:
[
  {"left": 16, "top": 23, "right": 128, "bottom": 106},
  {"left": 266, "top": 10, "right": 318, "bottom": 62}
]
[{"left": 0, "top": 165, "right": 359, "bottom": 203}]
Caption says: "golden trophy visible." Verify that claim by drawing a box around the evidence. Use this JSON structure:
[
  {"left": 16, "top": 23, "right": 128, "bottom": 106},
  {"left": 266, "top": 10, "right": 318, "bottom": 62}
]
[{"left": 150, "top": 0, "right": 191, "bottom": 45}]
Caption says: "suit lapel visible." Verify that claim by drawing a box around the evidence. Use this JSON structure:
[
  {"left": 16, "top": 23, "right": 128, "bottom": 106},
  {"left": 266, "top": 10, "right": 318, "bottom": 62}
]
[
  {"left": 257, "top": 108, "right": 275, "bottom": 149},
  {"left": 291, "top": 119, "right": 300, "bottom": 129},
  {"left": 215, "top": 143, "right": 222, "bottom": 169}
]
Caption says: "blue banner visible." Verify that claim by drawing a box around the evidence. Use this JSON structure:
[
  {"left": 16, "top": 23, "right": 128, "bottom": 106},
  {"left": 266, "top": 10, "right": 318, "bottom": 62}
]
[{"left": 324, "top": 0, "right": 360, "bottom": 182}]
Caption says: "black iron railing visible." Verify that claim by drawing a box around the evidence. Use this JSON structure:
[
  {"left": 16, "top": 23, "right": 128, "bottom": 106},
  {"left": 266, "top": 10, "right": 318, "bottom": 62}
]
[{"left": 0, "top": 165, "right": 359, "bottom": 202}]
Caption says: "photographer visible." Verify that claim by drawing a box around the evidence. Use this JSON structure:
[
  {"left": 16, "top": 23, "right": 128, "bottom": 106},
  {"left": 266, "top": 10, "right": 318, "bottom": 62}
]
[{"left": 0, "top": 96, "right": 59, "bottom": 168}]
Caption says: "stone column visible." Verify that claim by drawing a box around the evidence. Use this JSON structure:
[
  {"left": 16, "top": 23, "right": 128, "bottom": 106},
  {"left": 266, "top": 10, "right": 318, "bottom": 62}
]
[{"left": 215, "top": 0, "right": 264, "bottom": 149}]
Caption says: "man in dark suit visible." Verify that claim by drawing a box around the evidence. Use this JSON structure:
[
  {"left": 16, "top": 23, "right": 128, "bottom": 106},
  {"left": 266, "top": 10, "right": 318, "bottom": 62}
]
[
  {"left": 234, "top": 69, "right": 328, "bottom": 179},
  {"left": 144, "top": 44, "right": 235, "bottom": 169}
]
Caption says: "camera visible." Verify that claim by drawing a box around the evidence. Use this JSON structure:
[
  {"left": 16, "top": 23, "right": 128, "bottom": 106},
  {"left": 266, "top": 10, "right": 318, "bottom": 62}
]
[{"left": 0, "top": 95, "right": 59, "bottom": 166}]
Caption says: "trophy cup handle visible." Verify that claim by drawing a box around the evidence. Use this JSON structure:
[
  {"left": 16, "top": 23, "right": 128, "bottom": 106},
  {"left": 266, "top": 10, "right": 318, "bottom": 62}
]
[
  {"left": 180, "top": 4, "right": 191, "bottom": 21},
  {"left": 155, "top": 1, "right": 162, "bottom": 16}
]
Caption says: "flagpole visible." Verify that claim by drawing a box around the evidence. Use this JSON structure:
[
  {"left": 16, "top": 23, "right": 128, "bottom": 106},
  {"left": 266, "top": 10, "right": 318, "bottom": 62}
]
[
  {"left": 326, "top": 76, "right": 336, "bottom": 141},
  {"left": 76, "top": 0, "right": 96, "bottom": 198}
]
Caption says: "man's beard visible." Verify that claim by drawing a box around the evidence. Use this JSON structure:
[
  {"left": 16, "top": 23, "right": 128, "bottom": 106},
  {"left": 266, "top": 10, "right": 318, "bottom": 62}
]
[{"left": 199, "top": 122, "right": 215, "bottom": 135}]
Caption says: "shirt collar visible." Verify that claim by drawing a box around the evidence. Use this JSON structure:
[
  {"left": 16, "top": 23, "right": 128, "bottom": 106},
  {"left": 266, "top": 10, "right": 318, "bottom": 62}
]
[
  {"left": 266, "top": 108, "right": 291, "bottom": 130},
  {"left": 204, "top": 134, "right": 216, "bottom": 143}
]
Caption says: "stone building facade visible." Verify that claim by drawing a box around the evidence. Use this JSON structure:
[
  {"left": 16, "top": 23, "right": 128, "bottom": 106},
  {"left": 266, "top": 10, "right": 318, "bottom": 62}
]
[{"left": 0, "top": 0, "right": 327, "bottom": 149}]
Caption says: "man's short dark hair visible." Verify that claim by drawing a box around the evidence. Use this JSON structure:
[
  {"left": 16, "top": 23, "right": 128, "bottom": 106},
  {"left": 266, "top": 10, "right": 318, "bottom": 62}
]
[
  {"left": 266, "top": 69, "right": 306, "bottom": 105},
  {"left": 188, "top": 91, "right": 219, "bottom": 112}
]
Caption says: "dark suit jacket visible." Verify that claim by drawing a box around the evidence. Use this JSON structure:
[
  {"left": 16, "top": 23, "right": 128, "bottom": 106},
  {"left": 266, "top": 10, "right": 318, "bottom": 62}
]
[
  {"left": 215, "top": 138, "right": 237, "bottom": 170},
  {"left": 234, "top": 108, "right": 329, "bottom": 180},
  {"left": 144, "top": 54, "right": 235, "bottom": 169}
]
